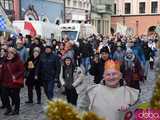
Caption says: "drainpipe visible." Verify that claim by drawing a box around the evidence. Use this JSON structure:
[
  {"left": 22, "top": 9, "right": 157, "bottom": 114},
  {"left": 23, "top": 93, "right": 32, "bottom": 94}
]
[{"left": 63, "top": 0, "right": 66, "bottom": 23}]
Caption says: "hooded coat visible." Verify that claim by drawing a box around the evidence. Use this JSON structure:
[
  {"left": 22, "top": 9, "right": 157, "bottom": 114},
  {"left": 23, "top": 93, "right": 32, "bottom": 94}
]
[{"left": 1, "top": 54, "right": 24, "bottom": 88}]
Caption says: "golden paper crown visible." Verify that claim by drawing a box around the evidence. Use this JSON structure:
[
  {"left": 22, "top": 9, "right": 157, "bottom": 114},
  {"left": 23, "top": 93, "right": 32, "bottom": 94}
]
[{"left": 104, "top": 60, "right": 120, "bottom": 71}]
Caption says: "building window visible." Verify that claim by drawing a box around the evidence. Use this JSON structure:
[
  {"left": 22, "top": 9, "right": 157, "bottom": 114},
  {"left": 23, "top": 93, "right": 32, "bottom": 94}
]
[
  {"left": 67, "top": 0, "right": 71, "bottom": 6},
  {"left": 151, "top": 1, "right": 158, "bottom": 13},
  {"left": 125, "top": 3, "right": 131, "bottom": 14},
  {"left": 114, "top": 3, "right": 116, "bottom": 14},
  {"left": 106, "top": 4, "right": 112, "bottom": 12},
  {"left": 139, "top": 2, "right": 145, "bottom": 14},
  {"left": 0, "top": 0, "right": 13, "bottom": 10},
  {"left": 0, "top": 0, "right": 5, "bottom": 8},
  {"left": 73, "top": 0, "right": 77, "bottom": 7},
  {"left": 83, "top": 2, "right": 85, "bottom": 9},
  {"left": 79, "top": 1, "right": 82, "bottom": 8},
  {"left": 87, "top": 3, "right": 89, "bottom": 9}
]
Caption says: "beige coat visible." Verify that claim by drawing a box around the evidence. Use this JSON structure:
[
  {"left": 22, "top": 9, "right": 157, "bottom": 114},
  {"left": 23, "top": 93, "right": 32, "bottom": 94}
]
[{"left": 78, "top": 84, "right": 139, "bottom": 120}]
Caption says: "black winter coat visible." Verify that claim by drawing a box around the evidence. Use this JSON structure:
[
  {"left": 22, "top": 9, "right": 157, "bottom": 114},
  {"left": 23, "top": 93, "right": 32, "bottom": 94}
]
[
  {"left": 38, "top": 53, "right": 61, "bottom": 81},
  {"left": 25, "top": 56, "right": 41, "bottom": 86},
  {"left": 89, "top": 59, "right": 106, "bottom": 84},
  {"left": 79, "top": 43, "right": 94, "bottom": 58}
]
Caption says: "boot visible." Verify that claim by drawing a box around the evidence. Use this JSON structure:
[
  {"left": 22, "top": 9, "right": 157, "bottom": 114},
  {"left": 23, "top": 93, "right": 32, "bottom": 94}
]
[
  {"left": 25, "top": 100, "right": 33, "bottom": 104},
  {"left": 37, "top": 101, "right": 41, "bottom": 104},
  {"left": 10, "top": 110, "right": 19, "bottom": 115},
  {"left": 4, "top": 108, "right": 12, "bottom": 115},
  {"left": 0, "top": 105, "right": 5, "bottom": 109},
  {"left": 37, "top": 97, "right": 41, "bottom": 104}
]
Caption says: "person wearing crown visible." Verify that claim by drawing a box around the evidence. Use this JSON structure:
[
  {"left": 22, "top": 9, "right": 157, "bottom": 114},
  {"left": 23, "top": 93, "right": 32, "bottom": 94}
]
[{"left": 78, "top": 60, "right": 140, "bottom": 120}]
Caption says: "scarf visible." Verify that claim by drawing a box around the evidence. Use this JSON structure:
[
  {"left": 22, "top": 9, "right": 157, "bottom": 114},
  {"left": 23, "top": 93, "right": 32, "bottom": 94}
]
[{"left": 124, "top": 53, "right": 135, "bottom": 71}]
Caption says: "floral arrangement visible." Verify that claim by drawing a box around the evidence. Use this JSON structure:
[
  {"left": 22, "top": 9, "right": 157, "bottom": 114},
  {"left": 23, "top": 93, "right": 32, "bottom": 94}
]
[{"left": 46, "top": 99, "right": 105, "bottom": 120}]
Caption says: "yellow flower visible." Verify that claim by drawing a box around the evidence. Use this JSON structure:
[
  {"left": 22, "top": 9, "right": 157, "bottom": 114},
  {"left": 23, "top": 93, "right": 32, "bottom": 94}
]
[
  {"left": 46, "top": 99, "right": 80, "bottom": 120},
  {"left": 82, "top": 112, "right": 105, "bottom": 120}
]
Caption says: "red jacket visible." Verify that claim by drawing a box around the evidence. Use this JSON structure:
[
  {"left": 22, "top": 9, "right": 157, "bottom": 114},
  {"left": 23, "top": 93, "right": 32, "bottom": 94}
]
[{"left": 2, "top": 55, "right": 24, "bottom": 88}]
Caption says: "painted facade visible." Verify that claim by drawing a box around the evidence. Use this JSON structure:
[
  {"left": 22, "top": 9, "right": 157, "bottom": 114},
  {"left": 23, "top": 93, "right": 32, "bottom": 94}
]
[{"left": 20, "top": 0, "right": 64, "bottom": 23}]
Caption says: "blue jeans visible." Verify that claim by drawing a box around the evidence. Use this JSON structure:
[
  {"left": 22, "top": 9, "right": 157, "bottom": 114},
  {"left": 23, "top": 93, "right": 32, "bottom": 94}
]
[
  {"left": 43, "top": 80, "right": 55, "bottom": 100},
  {"left": 81, "top": 57, "right": 91, "bottom": 74}
]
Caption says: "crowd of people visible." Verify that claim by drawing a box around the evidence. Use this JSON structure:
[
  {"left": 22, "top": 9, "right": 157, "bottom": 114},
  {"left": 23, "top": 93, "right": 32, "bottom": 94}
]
[{"left": 0, "top": 33, "right": 159, "bottom": 119}]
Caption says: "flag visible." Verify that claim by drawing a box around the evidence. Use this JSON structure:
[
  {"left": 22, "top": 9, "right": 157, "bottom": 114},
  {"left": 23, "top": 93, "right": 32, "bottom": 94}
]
[
  {"left": 24, "top": 21, "right": 36, "bottom": 37},
  {"left": 0, "top": 16, "right": 6, "bottom": 29},
  {"left": 116, "top": 23, "right": 127, "bottom": 35},
  {"left": 0, "top": 6, "right": 15, "bottom": 33}
]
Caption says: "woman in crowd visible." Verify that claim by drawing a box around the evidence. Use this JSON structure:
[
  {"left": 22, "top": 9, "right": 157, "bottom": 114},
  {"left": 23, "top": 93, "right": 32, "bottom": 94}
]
[
  {"left": 25, "top": 47, "right": 42, "bottom": 104},
  {"left": 57, "top": 42, "right": 65, "bottom": 59},
  {"left": 123, "top": 49, "right": 144, "bottom": 90},
  {"left": 60, "top": 57, "right": 78, "bottom": 105},
  {"left": 1, "top": 47, "right": 24, "bottom": 115},
  {"left": 0, "top": 48, "right": 7, "bottom": 109},
  {"left": 89, "top": 47, "right": 110, "bottom": 84}
]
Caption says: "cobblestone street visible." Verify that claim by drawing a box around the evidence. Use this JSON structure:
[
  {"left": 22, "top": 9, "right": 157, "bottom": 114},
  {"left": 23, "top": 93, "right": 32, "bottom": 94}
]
[
  {"left": 0, "top": 69, "right": 156, "bottom": 120},
  {"left": 0, "top": 86, "right": 64, "bottom": 120}
]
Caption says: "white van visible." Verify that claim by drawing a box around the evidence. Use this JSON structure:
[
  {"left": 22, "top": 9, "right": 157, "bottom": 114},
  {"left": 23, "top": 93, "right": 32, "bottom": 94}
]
[{"left": 59, "top": 23, "right": 97, "bottom": 44}]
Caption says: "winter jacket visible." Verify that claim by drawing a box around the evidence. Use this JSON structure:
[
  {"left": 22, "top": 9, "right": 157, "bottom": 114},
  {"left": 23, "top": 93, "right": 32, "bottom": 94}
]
[
  {"left": 79, "top": 42, "right": 94, "bottom": 58},
  {"left": 60, "top": 65, "right": 74, "bottom": 89},
  {"left": 25, "top": 56, "right": 41, "bottom": 86},
  {"left": 73, "top": 66, "right": 94, "bottom": 94},
  {"left": 1, "top": 55, "right": 24, "bottom": 88},
  {"left": 89, "top": 59, "right": 107, "bottom": 84},
  {"left": 123, "top": 57, "right": 144, "bottom": 89},
  {"left": 0, "top": 57, "right": 5, "bottom": 84},
  {"left": 17, "top": 47, "right": 28, "bottom": 63},
  {"left": 143, "top": 46, "right": 153, "bottom": 61},
  {"left": 131, "top": 45, "right": 146, "bottom": 66},
  {"left": 38, "top": 52, "right": 61, "bottom": 81}
]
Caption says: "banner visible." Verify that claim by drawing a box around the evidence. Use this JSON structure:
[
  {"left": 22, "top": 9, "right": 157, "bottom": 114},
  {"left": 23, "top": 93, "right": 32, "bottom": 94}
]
[
  {"left": 116, "top": 23, "right": 127, "bottom": 35},
  {"left": 126, "top": 27, "right": 134, "bottom": 37}
]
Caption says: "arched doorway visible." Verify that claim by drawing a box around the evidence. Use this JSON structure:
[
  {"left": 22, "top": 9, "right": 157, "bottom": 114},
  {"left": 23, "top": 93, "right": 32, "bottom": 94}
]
[{"left": 148, "top": 26, "right": 156, "bottom": 32}]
